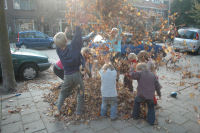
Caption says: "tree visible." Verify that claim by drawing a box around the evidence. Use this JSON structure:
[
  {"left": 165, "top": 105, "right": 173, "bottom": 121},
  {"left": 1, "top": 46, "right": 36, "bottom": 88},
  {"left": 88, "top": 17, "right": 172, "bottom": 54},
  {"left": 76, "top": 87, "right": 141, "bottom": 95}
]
[
  {"left": 0, "top": 0, "right": 17, "bottom": 92},
  {"left": 171, "top": 0, "right": 195, "bottom": 27},
  {"left": 190, "top": 0, "right": 200, "bottom": 27}
]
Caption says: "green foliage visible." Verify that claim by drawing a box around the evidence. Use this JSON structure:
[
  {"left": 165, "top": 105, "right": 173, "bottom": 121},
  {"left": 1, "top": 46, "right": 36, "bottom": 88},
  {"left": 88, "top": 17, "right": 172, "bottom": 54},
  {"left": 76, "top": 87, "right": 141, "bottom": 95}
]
[
  {"left": 190, "top": 0, "right": 200, "bottom": 27},
  {"left": 171, "top": 0, "right": 195, "bottom": 27}
]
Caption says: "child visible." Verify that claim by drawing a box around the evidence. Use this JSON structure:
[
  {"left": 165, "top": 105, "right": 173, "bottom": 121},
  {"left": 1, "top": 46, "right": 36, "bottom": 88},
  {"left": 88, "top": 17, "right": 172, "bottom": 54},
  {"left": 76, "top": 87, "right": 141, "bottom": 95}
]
[
  {"left": 123, "top": 53, "right": 137, "bottom": 92},
  {"left": 99, "top": 63, "right": 118, "bottom": 121},
  {"left": 81, "top": 47, "right": 92, "bottom": 78},
  {"left": 137, "top": 50, "right": 158, "bottom": 105},
  {"left": 53, "top": 25, "right": 84, "bottom": 116},
  {"left": 130, "top": 63, "right": 161, "bottom": 125}
]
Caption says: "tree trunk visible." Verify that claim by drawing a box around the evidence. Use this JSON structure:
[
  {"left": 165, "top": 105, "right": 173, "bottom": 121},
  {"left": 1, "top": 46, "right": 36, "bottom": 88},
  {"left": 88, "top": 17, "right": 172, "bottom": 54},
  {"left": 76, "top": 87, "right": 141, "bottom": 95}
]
[{"left": 0, "top": 0, "right": 17, "bottom": 92}]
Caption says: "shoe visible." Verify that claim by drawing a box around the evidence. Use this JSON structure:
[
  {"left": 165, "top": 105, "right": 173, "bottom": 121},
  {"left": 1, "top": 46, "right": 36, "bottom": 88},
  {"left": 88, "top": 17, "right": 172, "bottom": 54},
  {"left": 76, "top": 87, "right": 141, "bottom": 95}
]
[
  {"left": 54, "top": 109, "right": 60, "bottom": 117},
  {"left": 110, "top": 117, "right": 118, "bottom": 121}
]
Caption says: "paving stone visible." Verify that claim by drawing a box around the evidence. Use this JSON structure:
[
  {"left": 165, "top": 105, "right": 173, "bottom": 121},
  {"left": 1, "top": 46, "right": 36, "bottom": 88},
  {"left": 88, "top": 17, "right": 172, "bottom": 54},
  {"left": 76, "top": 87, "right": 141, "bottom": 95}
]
[
  {"left": 157, "top": 109, "right": 172, "bottom": 117},
  {"left": 24, "top": 120, "right": 45, "bottom": 133},
  {"left": 111, "top": 120, "right": 132, "bottom": 130},
  {"left": 34, "top": 129, "right": 48, "bottom": 133},
  {"left": 43, "top": 118, "right": 66, "bottom": 133},
  {"left": 68, "top": 123, "right": 89, "bottom": 132},
  {"left": 141, "top": 125, "right": 168, "bottom": 133},
  {"left": 184, "top": 112, "right": 199, "bottom": 123},
  {"left": 160, "top": 121, "right": 188, "bottom": 133},
  {"left": 119, "top": 125, "right": 143, "bottom": 133},
  {"left": 167, "top": 105, "right": 189, "bottom": 116},
  {"left": 22, "top": 112, "right": 41, "bottom": 124},
  {"left": 15, "top": 131, "right": 25, "bottom": 133},
  {"left": 21, "top": 104, "right": 37, "bottom": 115},
  {"left": 183, "top": 120, "right": 200, "bottom": 133},
  {"left": 128, "top": 119, "right": 149, "bottom": 129},
  {"left": 17, "top": 97, "right": 35, "bottom": 107},
  {"left": 168, "top": 112, "right": 188, "bottom": 125},
  {"left": 96, "top": 127, "right": 119, "bottom": 133},
  {"left": 36, "top": 101, "right": 50, "bottom": 108},
  {"left": 1, "top": 113, "right": 21, "bottom": 125},
  {"left": 2, "top": 99, "right": 18, "bottom": 109},
  {"left": 76, "top": 128, "right": 94, "bottom": 133},
  {"left": 33, "top": 95, "right": 44, "bottom": 103},
  {"left": 1, "top": 121, "right": 23, "bottom": 133},
  {"left": 53, "top": 128, "right": 72, "bottom": 133},
  {"left": 157, "top": 116, "right": 168, "bottom": 126},
  {"left": 2, "top": 106, "right": 20, "bottom": 116},
  {"left": 17, "top": 92, "right": 32, "bottom": 100},
  {"left": 90, "top": 119, "right": 111, "bottom": 132}
]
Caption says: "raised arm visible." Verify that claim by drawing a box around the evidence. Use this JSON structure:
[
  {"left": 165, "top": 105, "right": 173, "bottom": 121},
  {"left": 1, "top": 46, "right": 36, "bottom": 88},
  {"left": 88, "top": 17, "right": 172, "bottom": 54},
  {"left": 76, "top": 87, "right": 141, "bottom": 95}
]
[{"left": 71, "top": 26, "right": 83, "bottom": 51}]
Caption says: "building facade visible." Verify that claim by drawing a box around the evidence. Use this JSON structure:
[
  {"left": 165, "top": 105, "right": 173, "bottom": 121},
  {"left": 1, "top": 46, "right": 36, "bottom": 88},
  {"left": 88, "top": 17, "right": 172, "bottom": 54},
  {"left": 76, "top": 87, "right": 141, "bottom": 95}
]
[{"left": 4, "top": 0, "right": 67, "bottom": 42}]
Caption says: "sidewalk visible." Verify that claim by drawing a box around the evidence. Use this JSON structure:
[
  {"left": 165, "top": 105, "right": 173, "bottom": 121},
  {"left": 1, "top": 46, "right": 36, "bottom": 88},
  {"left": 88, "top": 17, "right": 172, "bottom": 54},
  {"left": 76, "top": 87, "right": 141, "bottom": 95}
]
[{"left": 1, "top": 66, "right": 200, "bottom": 133}]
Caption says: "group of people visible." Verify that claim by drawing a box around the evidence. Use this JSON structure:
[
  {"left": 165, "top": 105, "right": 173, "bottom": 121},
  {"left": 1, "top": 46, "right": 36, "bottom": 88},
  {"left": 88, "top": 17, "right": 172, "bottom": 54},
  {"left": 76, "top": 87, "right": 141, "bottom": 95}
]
[{"left": 52, "top": 23, "right": 162, "bottom": 125}]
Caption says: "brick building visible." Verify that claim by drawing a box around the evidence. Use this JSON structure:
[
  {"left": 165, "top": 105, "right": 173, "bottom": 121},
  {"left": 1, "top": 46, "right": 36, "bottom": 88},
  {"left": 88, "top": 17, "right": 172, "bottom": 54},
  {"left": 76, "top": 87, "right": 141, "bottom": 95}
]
[{"left": 4, "top": 0, "right": 67, "bottom": 42}]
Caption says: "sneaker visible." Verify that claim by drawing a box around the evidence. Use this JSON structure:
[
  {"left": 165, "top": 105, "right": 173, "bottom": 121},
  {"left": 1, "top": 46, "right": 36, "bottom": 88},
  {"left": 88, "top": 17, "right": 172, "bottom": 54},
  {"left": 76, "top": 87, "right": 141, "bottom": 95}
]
[
  {"left": 110, "top": 117, "right": 118, "bottom": 121},
  {"left": 54, "top": 110, "right": 60, "bottom": 117}
]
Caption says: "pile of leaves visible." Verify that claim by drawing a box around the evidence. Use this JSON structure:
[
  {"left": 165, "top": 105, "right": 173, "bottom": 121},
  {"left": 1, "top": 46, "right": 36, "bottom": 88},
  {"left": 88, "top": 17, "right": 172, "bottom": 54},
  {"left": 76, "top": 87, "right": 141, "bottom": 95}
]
[{"left": 43, "top": 76, "right": 148, "bottom": 122}]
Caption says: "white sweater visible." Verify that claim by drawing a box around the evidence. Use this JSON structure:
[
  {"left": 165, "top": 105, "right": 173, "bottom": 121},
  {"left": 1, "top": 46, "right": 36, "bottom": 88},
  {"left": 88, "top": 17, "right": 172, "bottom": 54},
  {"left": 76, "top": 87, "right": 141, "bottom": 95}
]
[{"left": 99, "top": 69, "right": 117, "bottom": 97}]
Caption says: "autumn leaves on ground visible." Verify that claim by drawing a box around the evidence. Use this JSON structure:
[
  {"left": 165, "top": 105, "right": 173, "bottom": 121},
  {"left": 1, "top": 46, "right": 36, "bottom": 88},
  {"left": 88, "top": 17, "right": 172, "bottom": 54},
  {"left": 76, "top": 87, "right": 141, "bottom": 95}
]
[{"left": 41, "top": 0, "right": 200, "bottom": 122}]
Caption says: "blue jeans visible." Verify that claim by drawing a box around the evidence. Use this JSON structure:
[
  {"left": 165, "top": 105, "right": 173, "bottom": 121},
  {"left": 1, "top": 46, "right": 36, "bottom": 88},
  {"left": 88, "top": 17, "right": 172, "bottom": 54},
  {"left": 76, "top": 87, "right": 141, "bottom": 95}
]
[
  {"left": 101, "top": 97, "right": 117, "bottom": 119},
  {"left": 132, "top": 96, "right": 155, "bottom": 125}
]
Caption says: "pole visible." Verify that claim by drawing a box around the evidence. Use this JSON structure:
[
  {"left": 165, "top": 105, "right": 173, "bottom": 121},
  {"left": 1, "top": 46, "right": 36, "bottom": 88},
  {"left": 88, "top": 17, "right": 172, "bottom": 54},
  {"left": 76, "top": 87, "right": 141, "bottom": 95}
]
[{"left": 168, "top": 0, "right": 170, "bottom": 26}]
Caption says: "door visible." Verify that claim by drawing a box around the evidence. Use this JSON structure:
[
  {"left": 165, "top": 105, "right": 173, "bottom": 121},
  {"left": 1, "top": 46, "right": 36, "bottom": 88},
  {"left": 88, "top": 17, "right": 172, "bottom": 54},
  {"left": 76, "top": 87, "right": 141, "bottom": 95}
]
[
  {"left": 23, "top": 32, "right": 38, "bottom": 48},
  {"left": 35, "top": 32, "right": 50, "bottom": 48}
]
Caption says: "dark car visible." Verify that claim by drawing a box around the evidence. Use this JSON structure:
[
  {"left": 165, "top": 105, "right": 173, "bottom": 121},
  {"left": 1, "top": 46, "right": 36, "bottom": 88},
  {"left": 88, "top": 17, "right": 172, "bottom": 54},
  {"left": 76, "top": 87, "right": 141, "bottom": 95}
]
[
  {"left": 0, "top": 48, "right": 51, "bottom": 80},
  {"left": 89, "top": 33, "right": 166, "bottom": 58},
  {"left": 16, "top": 31, "right": 55, "bottom": 49}
]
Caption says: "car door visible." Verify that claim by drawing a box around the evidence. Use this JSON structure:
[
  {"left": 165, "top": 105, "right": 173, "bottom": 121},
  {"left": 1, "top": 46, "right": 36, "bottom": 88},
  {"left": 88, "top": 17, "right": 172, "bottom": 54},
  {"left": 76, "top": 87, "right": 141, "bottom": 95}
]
[
  {"left": 35, "top": 32, "right": 50, "bottom": 48},
  {"left": 23, "top": 32, "right": 38, "bottom": 48}
]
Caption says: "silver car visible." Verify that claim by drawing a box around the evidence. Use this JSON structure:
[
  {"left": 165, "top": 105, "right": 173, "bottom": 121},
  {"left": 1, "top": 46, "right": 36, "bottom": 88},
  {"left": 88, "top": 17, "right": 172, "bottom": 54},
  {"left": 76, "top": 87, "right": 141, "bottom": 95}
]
[{"left": 173, "top": 28, "right": 200, "bottom": 55}]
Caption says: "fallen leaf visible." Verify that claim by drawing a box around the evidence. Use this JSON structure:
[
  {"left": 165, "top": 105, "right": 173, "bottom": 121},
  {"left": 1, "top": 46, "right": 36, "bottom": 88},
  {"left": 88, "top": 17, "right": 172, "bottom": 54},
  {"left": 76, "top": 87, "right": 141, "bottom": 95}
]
[
  {"left": 189, "top": 93, "right": 195, "bottom": 99},
  {"left": 193, "top": 106, "right": 198, "bottom": 113}
]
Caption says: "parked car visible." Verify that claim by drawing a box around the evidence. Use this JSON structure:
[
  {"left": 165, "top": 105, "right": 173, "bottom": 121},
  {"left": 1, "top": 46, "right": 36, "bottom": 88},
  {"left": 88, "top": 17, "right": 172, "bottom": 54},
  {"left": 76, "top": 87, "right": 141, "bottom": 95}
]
[
  {"left": 0, "top": 48, "right": 51, "bottom": 80},
  {"left": 16, "top": 31, "right": 55, "bottom": 49},
  {"left": 173, "top": 28, "right": 200, "bottom": 55},
  {"left": 89, "top": 33, "right": 166, "bottom": 58}
]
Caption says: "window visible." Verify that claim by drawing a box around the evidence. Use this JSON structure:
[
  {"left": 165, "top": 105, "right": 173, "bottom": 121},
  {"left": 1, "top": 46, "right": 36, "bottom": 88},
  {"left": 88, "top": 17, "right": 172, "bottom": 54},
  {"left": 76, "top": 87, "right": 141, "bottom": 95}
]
[
  {"left": 4, "top": 0, "right": 8, "bottom": 9},
  {"left": 177, "top": 29, "right": 198, "bottom": 40},
  {"left": 35, "top": 32, "right": 45, "bottom": 38},
  {"left": 13, "top": 0, "right": 36, "bottom": 10},
  {"left": 15, "top": 19, "right": 35, "bottom": 32},
  {"left": 25, "top": 32, "right": 35, "bottom": 38}
]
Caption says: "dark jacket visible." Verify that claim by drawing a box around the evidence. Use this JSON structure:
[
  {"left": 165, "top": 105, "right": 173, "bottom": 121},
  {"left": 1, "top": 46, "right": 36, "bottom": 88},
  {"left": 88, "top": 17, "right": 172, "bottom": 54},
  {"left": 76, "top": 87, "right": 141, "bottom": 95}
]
[
  {"left": 56, "top": 26, "right": 83, "bottom": 75},
  {"left": 130, "top": 70, "right": 161, "bottom": 100}
]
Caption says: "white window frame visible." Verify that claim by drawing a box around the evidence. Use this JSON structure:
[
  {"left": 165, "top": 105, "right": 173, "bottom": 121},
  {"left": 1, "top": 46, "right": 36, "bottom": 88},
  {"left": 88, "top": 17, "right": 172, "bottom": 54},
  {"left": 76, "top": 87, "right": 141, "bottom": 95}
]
[
  {"left": 13, "top": 0, "right": 34, "bottom": 10},
  {"left": 4, "top": 0, "right": 8, "bottom": 9}
]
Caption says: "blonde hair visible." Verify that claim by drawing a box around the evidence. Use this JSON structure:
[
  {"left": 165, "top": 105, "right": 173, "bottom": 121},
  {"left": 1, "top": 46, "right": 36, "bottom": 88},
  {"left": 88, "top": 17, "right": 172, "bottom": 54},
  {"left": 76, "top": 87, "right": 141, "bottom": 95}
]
[
  {"left": 53, "top": 32, "right": 67, "bottom": 49},
  {"left": 102, "top": 63, "right": 114, "bottom": 71},
  {"left": 128, "top": 53, "right": 137, "bottom": 60},
  {"left": 81, "top": 47, "right": 91, "bottom": 55},
  {"left": 137, "top": 50, "right": 149, "bottom": 62},
  {"left": 136, "top": 63, "right": 147, "bottom": 71}
]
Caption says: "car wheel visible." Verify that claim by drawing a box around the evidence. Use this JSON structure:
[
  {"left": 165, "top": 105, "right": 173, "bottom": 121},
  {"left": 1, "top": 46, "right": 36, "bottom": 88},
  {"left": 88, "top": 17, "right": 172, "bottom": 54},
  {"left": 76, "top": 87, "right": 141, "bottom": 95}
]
[
  {"left": 50, "top": 43, "right": 56, "bottom": 49},
  {"left": 19, "top": 64, "right": 38, "bottom": 80},
  {"left": 21, "top": 44, "right": 27, "bottom": 49}
]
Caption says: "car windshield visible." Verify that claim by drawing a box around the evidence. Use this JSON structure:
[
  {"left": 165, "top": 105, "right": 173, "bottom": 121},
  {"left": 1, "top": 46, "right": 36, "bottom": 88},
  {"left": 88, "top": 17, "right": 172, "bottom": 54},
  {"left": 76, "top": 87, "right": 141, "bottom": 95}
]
[{"left": 177, "top": 29, "right": 197, "bottom": 39}]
